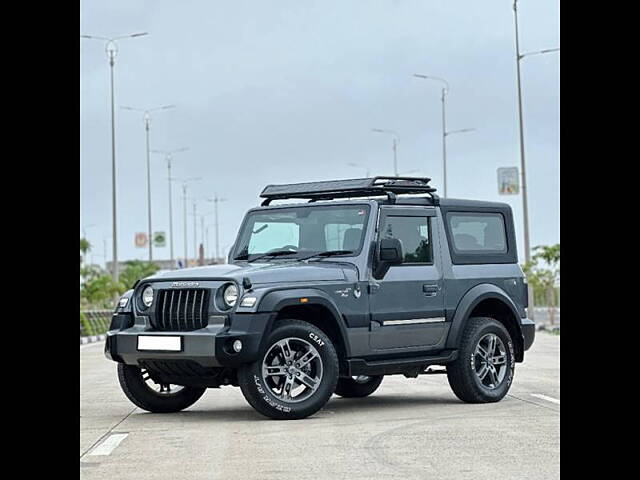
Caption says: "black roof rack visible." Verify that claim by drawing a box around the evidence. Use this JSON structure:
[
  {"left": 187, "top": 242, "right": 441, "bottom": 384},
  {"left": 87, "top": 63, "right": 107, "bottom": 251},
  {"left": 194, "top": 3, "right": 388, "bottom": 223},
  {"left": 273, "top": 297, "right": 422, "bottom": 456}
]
[{"left": 260, "top": 176, "right": 439, "bottom": 206}]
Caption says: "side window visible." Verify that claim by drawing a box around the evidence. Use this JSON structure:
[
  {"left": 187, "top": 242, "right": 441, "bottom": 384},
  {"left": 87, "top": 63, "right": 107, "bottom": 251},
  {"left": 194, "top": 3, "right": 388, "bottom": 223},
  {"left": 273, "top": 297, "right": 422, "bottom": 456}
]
[
  {"left": 448, "top": 213, "right": 507, "bottom": 253},
  {"left": 380, "top": 215, "right": 432, "bottom": 264}
]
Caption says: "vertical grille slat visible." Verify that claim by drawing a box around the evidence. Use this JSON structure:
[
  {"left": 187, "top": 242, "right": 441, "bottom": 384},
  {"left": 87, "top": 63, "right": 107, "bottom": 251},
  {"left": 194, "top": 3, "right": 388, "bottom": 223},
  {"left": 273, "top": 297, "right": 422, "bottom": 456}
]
[{"left": 152, "top": 288, "right": 209, "bottom": 331}]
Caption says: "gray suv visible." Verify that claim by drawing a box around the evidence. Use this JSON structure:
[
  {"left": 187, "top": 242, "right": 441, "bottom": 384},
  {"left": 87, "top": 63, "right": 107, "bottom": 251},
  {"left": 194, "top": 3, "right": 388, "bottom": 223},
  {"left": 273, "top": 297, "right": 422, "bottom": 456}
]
[{"left": 106, "top": 177, "right": 535, "bottom": 420}]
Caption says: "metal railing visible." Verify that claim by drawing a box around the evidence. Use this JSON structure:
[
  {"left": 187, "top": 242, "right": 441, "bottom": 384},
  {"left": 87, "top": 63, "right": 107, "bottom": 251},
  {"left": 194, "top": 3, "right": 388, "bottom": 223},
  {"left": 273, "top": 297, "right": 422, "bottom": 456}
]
[{"left": 80, "top": 310, "right": 112, "bottom": 336}]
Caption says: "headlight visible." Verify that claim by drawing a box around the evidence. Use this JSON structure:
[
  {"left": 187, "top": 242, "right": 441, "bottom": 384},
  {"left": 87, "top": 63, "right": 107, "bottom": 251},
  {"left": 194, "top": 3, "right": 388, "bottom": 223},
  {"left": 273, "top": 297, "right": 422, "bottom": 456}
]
[
  {"left": 223, "top": 284, "right": 238, "bottom": 308},
  {"left": 142, "top": 286, "right": 154, "bottom": 308}
]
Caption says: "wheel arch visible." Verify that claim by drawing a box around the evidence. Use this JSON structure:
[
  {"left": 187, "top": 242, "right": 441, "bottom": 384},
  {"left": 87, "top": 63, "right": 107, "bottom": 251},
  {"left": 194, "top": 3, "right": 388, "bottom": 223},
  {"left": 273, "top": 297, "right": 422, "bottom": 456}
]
[
  {"left": 447, "top": 284, "right": 525, "bottom": 362},
  {"left": 259, "top": 288, "right": 352, "bottom": 362}
]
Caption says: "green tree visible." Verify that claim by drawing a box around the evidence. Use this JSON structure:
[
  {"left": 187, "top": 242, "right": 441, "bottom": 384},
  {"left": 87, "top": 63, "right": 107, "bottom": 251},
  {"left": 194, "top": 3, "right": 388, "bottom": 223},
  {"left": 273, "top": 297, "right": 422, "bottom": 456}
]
[
  {"left": 80, "top": 260, "right": 160, "bottom": 309},
  {"left": 118, "top": 260, "right": 161, "bottom": 290},
  {"left": 80, "top": 237, "right": 91, "bottom": 263},
  {"left": 522, "top": 244, "right": 560, "bottom": 325},
  {"left": 81, "top": 274, "right": 122, "bottom": 308}
]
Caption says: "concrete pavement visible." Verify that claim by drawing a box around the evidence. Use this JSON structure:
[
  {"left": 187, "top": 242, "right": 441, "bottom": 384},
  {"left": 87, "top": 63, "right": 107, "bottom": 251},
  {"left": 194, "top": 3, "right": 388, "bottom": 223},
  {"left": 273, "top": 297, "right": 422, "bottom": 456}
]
[{"left": 80, "top": 332, "right": 559, "bottom": 480}]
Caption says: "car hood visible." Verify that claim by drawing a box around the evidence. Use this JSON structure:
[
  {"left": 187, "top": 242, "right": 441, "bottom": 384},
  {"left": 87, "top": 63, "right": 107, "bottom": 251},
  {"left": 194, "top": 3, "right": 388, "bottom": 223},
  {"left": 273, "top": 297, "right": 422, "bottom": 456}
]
[{"left": 148, "top": 261, "right": 348, "bottom": 284}]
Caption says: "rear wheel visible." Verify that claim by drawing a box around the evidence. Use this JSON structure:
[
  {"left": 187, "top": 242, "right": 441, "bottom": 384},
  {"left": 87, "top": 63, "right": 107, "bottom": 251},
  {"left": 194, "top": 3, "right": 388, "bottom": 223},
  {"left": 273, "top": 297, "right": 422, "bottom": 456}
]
[
  {"left": 446, "top": 317, "right": 515, "bottom": 403},
  {"left": 117, "top": 363, "right": 206, "bottom": 413},
  {"left": 335, "top": 375, "right": 384, "bottom": 398},
  {"left": 238, "top": 319, "right": 339, "bottom": 420}
]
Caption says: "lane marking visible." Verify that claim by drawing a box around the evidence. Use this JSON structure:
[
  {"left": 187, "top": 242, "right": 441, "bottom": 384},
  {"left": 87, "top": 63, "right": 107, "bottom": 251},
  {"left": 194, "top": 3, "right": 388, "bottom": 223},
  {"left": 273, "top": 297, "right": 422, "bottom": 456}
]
[
  {"left": 88, "top": 433, "right": 129, "bottom": 456},
  {"left": 531, "top": 393, "right": 560, "bottom": 405},
  {"left": 80, "top": 341, "right": 104, "bottom": 351}
]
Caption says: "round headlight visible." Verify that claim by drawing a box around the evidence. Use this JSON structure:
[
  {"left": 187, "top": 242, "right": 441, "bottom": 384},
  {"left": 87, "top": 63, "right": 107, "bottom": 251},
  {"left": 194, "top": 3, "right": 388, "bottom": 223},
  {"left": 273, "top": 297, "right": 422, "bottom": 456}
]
[
  {"left": 223, "top": 284, "right": 238, "bottom": 308},
  {"left": 142, "top": 286, "right": 154, "bottom": 308}
]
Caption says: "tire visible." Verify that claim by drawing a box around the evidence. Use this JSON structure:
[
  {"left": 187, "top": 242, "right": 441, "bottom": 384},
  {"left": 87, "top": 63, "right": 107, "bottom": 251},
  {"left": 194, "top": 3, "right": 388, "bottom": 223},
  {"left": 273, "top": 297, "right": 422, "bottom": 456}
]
[
  {"left": 238, "top": 319, "right": 339, "bottom": 420},
  {"left": 446, "top": 317, "right": 515, "bottom": 403},
  {"left": 335, "top": 375, "right": 384, "bottom": 398},
  {"left": 117, "top": 363, "right": 206, "bottom": 413}
]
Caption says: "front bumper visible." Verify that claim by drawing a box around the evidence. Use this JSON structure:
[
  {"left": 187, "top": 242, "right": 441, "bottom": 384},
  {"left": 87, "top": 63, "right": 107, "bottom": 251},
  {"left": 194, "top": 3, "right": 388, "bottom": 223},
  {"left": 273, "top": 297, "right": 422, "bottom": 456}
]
[{"left": 105, "top": 312, "right": 273, "bottom": 368}]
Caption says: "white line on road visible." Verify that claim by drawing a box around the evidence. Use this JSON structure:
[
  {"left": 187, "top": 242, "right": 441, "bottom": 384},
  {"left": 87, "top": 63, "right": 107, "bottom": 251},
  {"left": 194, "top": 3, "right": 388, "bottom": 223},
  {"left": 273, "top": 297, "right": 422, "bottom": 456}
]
[
  {"left": 88, "top": 433, "right": 129, "bottom": 456},
  {"left": 80, "top": 341, "right": 104, "bottom": 350},
  {"left": 531, "top": 394, "right": 560, "bottom": 405}
]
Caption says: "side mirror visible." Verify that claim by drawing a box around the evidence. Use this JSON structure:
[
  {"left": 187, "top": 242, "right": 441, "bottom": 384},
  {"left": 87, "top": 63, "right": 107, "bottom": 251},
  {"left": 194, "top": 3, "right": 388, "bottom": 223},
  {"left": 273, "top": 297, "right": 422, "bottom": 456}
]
[{"left": 374, "top": 238, "right": 404, "bottom": 279}]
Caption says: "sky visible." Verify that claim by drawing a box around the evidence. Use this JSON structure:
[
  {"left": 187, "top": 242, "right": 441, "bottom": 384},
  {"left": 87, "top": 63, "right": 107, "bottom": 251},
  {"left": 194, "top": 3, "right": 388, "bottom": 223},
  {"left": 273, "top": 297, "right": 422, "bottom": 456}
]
[{"left": 80, "top": 0, "right": 559, "bottom": 265}]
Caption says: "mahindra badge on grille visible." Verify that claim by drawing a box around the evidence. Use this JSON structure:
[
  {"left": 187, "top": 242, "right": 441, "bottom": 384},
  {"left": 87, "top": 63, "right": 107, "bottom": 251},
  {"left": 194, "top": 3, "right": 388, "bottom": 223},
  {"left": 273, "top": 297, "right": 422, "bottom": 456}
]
[{"left": 170, "top": 281, "right": 200, "bottom": 288}]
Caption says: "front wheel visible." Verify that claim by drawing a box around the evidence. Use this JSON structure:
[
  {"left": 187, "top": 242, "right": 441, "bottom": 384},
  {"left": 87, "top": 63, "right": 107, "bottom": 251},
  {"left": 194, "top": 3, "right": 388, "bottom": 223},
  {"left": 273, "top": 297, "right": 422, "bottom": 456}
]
[
  {"left": 238, "top": 319, "right": 339, "bottom": 420},
  {"left": 334, "top": 375, "right": 384, "bottom": 398},
  {"left": 446, "top": 317, "right": 515, "bottom": 403},
  {"left": 117, "top": 363, "right": 206, "bottom": 413}
]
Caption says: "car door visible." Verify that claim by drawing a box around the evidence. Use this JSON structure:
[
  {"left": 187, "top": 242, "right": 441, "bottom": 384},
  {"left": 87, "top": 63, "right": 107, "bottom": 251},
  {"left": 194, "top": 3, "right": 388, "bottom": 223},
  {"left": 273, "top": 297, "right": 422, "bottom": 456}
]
[{"left": 368, "top": 206, "right": 446, "bottom": 350}]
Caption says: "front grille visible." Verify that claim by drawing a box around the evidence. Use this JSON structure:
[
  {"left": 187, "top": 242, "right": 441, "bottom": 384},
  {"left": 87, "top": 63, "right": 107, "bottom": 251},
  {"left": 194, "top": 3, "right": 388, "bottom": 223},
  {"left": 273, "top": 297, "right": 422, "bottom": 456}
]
[{"left": 152, "top": 289, "right": 210, "bottom": 331}]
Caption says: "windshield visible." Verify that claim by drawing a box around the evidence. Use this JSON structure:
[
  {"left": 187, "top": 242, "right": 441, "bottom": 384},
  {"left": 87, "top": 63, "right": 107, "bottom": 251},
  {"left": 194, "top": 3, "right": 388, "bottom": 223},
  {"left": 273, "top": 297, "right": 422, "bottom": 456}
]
[{"left": 233, "top": 205, "right": 370, "bottom": 261}]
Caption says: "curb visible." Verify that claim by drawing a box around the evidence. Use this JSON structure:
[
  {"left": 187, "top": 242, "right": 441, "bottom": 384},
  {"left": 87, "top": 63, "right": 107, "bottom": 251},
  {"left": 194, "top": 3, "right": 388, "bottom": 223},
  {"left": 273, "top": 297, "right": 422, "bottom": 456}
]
[{"left": 80, "top": 334, "right": 106, "bottom": 345}]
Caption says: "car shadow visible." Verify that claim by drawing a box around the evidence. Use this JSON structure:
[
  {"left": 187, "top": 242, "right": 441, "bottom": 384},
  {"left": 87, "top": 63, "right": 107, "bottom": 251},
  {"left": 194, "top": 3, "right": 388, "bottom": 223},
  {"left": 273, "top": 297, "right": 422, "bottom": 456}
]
[{"left": 131, "top": 393, "right": 463, "bottom": 423}]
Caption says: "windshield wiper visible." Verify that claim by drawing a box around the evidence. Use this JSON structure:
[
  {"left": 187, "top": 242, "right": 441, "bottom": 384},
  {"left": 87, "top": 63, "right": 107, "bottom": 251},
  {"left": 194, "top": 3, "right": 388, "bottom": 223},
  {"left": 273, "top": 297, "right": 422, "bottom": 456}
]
[
  {"left": 247, "top": 249, "right": 299, "bottom": 263},
  {"left": 300, "top": 250, "right": 354, "bottom": 261}
]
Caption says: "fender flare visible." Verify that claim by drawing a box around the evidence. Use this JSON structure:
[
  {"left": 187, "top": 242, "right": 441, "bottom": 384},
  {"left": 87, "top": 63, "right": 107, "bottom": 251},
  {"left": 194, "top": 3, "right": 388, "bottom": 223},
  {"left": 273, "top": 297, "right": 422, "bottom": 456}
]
[
  {"left": 446, "top": 283, "right": 524, "bottom": 355},
  {"left": 258, "top": 287, "right": 352, "bottom": 357}
]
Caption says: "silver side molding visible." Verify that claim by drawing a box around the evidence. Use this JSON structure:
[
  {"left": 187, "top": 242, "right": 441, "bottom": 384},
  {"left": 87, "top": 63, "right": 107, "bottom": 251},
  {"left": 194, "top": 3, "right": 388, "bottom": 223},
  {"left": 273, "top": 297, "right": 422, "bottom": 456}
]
[{"left": 382, "top": 317, "right": 446, "bottom": 326}]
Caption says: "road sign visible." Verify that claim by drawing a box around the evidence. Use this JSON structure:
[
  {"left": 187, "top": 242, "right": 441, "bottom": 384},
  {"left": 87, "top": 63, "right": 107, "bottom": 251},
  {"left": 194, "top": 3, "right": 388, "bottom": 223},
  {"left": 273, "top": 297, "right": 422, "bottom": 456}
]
[
  {"left": 135, "top": 232, "right": 148, "bottom": 248},
  {"left": 498, "top": 167, "right": 520, "bottom": 195},
  {"left": 154, "top": 231, "right": 166, "bottom": 247}
]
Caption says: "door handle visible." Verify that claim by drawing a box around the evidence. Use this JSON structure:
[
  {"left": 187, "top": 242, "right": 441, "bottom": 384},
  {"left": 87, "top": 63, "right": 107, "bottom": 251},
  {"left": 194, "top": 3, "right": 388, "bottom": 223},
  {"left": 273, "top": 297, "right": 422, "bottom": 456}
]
[{"left": 423, "top": 284, "right": 439, "bottom": 296}]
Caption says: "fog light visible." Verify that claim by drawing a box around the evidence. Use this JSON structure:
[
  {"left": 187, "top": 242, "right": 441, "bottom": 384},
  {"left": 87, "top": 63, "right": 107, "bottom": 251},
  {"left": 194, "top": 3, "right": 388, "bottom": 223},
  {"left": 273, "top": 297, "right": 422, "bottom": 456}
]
[{"left": 232, "top": 340, "right": 243, "bottom": 353}]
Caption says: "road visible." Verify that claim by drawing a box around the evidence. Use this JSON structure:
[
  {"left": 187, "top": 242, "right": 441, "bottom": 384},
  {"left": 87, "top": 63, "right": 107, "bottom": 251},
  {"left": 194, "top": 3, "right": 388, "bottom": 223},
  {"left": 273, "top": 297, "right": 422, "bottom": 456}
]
[{"left": 80, "top": 331, "right": 559, "bottom": 480}]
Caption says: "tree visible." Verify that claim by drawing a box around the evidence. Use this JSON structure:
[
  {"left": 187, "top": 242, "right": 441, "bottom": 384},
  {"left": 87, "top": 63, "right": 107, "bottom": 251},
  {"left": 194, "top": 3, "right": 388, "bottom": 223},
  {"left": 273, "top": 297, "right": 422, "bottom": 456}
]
[
  {"left": 80, "top": 237, "right": 91, "bottom": 260},
  {"left": 81, "top": 274, "right": 122, "bottom": 308},
  {"left": 118, "top": 260, "right": 161, "bottom": 290},
  {"left": 80, "top": 260, "right": 160, "bottom": 309},
  {"left": 523, "top": 244, "right": 560, "bottom": 325}
]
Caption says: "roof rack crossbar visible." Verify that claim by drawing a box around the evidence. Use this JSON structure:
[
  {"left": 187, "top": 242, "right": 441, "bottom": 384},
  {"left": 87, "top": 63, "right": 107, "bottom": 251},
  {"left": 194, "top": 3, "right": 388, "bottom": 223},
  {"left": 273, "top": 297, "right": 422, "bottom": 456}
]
[{"left": 259, "top": 176, "right": 439, "bottom": 205}]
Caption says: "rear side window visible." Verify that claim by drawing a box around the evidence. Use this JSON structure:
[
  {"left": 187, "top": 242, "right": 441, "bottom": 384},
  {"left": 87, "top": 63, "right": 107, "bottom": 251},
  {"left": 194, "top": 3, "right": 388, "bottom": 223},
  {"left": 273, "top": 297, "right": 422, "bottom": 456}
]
[{"left": 448, "top": 213, "right": 507, "bottom": 253}]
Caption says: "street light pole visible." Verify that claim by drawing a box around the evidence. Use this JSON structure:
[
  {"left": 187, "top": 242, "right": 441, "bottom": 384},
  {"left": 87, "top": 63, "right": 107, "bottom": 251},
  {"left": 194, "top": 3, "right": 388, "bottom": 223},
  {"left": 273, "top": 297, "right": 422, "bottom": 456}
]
[
  {"left": 513, "top": 0, "right": 530, "bottom": 268},
  {"left": 122, "top": 104, "right": 175, "bottom": 262},
  {"left": 193, "top": 201, "right": 198, "bottom": 261},
  {"left": 81, "top": 32, "right": 148, "bottom": 282},
  {"left": 205, "top": 195, "right": 227, "bottom": 261},
  {"left": 175, "top": 177, "right": 202, "bottom": 268},
  {"left": 441, "top": 87, "right": 447, "bottom": 197},
  {"left": 151, "top": 147, "right": 189, "bottom": 268},
  {"left": 413, "top": 74, "right": 475, "bottom": 197},
  {"left": 371, "top": 129, "right": 400, "bottom": 176},
  {"left": 512, "top": 0, "right": 560, "bottom": 266},
  {"left": 512, "top": 0, "right": 559, "bottom": 319}
]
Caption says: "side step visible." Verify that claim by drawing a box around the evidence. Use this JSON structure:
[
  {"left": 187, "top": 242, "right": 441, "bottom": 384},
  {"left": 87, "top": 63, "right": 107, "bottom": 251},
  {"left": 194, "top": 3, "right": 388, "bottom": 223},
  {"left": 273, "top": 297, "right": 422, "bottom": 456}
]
[{"left": 346, "top": 350, "right": 458, "bottom": 377}]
